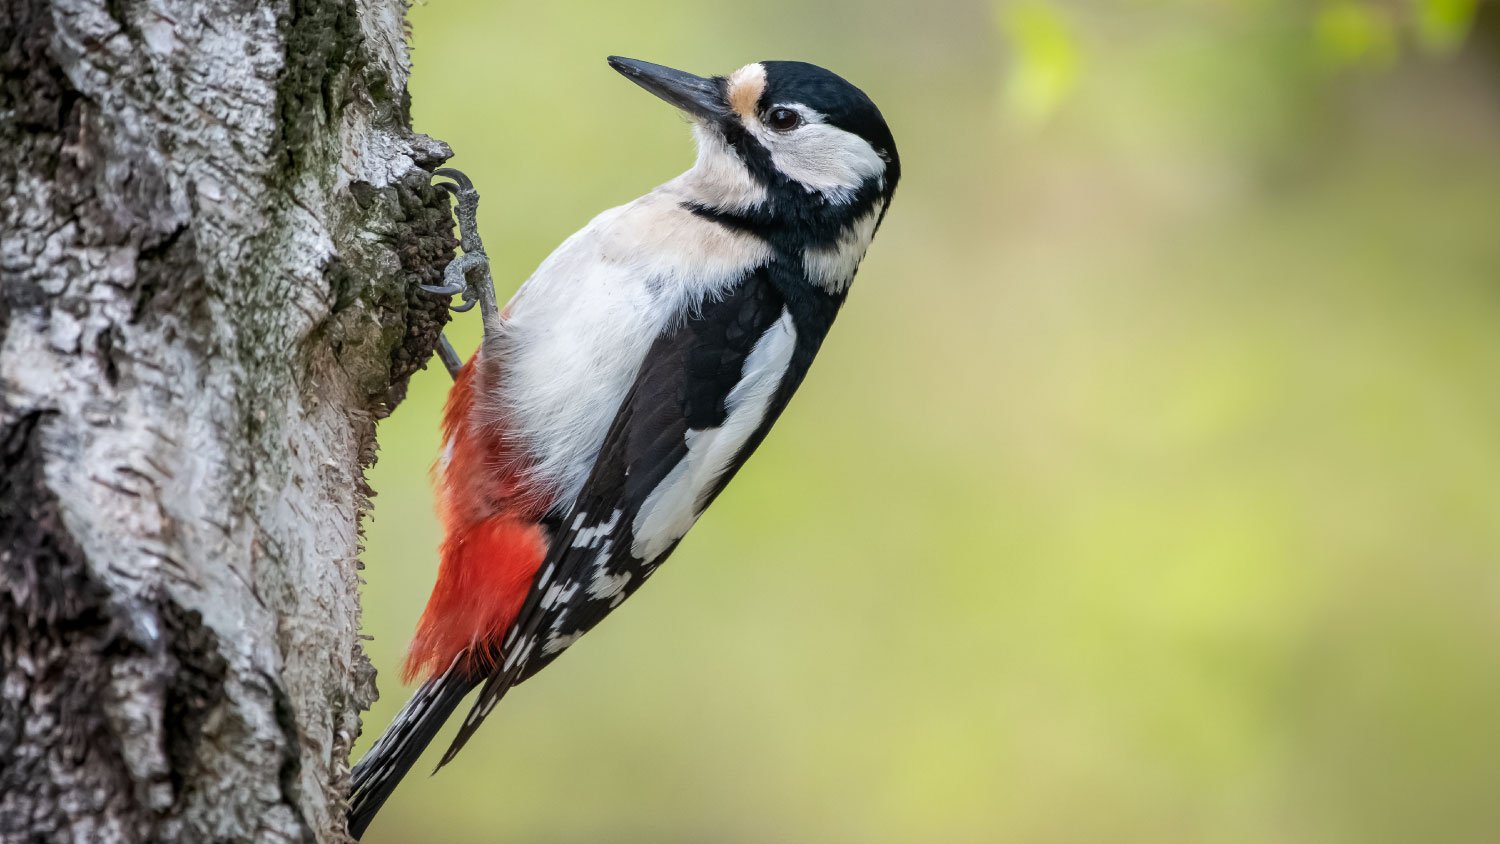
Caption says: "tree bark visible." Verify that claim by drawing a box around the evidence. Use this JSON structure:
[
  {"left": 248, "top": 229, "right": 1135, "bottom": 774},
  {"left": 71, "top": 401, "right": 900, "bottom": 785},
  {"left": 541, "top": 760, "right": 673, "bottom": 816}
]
[{"left": 0, "top": 0, "right": 453, "bottom": 840}]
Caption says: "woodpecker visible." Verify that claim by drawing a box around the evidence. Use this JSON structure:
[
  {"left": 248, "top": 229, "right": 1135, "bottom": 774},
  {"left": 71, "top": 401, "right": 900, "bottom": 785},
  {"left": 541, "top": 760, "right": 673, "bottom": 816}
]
[{"left": 348, "top": 56, "right": 899, "bottom": 837}]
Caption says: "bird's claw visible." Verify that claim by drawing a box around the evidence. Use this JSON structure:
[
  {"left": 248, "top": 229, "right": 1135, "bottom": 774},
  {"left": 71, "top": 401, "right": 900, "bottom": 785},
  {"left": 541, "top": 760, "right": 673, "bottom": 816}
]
[
  {"left": 418, "top": 280, "right": 466, "bottom": 297},
  {"left": 418, "top": 276, "right": 478, "bottom": 313},
  {"left": 426, "top": 168, "right": 496, "bottom": 320},
  {"left": 423, "top": 290, "right": 477, "bottom": 312},
  {"left": 418, "top": 279, "right": 478, "bottom": 313},
  {"left": 434, "top": 167, "right": 474, "bottom": 194}
]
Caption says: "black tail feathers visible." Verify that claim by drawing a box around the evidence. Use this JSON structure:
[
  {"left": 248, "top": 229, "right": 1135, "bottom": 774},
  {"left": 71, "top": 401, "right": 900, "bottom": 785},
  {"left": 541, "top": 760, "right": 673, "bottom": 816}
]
[{"left": 346, "top": 667, "right": 476, "bottom": 839}]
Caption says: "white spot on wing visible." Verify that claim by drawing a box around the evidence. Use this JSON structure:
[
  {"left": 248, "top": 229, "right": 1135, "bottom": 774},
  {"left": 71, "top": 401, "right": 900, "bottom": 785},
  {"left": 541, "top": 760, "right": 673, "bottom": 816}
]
[
  {"left": 630, "top": 309, "right": 797, "bottom": 560},
  {"left": 541, "top": 579, "right": 581, "bottom": 610},
  {"left": 573, "top": 509, "right": 622, "bottom": 549},
  {"left": 587, "top": 568, "right": 632, "bottom": 607},
  {"left": 503, "top": 636, "right": 535, "bottom": 671},
  {"left": 543, "top": 630, "right": 585, "bottom": 655}
]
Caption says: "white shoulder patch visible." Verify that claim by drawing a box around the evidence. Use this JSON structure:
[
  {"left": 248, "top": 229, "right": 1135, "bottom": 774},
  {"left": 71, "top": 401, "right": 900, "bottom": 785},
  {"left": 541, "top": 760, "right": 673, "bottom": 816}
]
[{"left": 630, "top": 309, "right": 797, "bottom": 560}]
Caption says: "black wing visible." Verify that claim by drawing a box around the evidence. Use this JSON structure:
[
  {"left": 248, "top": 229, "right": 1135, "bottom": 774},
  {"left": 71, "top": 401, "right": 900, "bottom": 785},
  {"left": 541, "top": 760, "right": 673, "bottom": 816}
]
[{"left": 435, "top": 266, "right": 836, "bottom": 766}]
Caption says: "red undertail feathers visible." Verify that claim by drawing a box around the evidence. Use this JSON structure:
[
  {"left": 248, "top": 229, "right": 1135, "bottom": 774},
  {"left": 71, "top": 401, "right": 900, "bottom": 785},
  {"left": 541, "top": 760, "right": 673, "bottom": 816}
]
[{"left": 403, "top": 354, "right": 551, "bottom": 682}]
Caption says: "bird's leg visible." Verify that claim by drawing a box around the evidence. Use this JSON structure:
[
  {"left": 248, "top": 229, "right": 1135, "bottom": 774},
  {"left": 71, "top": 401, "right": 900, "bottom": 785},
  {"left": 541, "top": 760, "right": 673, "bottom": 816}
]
[
  {"left": 424, "top": 168, "right": 501, "bottom": 380},
  {"left": 435, "top": 335, "right": 465, "bottom": 380}
]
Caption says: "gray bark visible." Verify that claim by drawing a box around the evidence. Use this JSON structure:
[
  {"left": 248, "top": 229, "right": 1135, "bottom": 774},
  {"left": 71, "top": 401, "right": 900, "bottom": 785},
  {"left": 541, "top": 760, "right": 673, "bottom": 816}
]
[{"left": 0, "top": 0, "right": 453, "bottom": 840}]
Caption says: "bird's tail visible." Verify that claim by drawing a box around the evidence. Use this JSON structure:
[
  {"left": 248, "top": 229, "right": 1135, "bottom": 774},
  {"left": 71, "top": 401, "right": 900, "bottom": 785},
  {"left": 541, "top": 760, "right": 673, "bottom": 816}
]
[{"left": 347, "top": 662, "right": 477, "bottom": 839}]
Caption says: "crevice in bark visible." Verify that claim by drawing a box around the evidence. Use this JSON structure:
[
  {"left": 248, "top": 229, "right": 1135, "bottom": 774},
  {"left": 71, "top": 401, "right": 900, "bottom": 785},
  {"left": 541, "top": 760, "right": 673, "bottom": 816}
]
[
  {"left": 269, "top": 671, "right": 314, "bottom": 841},
  {"left": 0, "top": 412, "right": 110, "bottom": 630},
  {"left": 159, "top": 603, "right": 227, "bottom": 800},
  {"left": 0, "top": 412, "right": 145, "bottom": 838}
]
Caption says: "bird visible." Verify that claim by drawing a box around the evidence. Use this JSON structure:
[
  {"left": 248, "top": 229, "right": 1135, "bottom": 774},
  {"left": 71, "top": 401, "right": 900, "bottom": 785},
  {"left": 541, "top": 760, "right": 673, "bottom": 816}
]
[{"left": 347, "top": 56, "right": 900, "bottom": 837}]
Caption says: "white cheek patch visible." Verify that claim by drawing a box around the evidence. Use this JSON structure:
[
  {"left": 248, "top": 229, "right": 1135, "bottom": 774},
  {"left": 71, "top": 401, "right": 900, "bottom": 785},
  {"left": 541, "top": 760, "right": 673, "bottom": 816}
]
[
  {"left": 803, "top": 199, "right": 884, "bottom": 292},
  {"left": 630, "top": 309, "right": 797, "bottom": 560},
  {"left": 754, "top": 106, "right": 886, "bottom": 203}
]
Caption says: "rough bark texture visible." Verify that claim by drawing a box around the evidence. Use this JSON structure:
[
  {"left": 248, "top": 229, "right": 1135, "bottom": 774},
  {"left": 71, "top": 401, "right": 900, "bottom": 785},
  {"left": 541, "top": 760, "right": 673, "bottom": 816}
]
[{"left": 0, "top": 0, "right": 453, "bottom": 840}]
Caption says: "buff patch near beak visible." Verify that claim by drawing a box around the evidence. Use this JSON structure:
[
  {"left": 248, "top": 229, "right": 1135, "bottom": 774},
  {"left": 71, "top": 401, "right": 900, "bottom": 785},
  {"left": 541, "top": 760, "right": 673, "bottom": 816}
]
[{"left": 725, "top": 62, "right": 767, "bottom": 120}]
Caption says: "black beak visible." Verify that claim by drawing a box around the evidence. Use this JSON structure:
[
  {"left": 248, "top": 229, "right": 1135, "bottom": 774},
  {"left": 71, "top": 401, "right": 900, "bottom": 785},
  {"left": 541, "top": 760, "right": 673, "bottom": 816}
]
[{"left": 607, "top": 56, "right": 725, "bottom": 123}]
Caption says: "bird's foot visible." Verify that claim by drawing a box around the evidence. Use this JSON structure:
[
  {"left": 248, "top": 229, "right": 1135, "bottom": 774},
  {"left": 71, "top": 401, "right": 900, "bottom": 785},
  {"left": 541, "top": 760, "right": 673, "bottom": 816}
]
[
  {"left": 424, "top": 168, "right": 499, "bottom": 324},
  {"left": 421, "top": 252, "right": 486, "bottom": 313}
]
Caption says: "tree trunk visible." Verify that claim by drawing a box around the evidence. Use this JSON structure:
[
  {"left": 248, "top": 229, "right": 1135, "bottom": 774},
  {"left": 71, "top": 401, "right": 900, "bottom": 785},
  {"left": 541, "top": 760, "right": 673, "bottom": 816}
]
[{"left": 0, "top": 0, "right": 453, "bottom": 840}]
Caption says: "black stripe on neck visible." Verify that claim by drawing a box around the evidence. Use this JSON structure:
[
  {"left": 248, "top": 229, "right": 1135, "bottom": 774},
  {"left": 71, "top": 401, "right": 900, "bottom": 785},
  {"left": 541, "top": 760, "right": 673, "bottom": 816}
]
[{"left": 683, "top": 174, "right": 884, "bottom": 254}]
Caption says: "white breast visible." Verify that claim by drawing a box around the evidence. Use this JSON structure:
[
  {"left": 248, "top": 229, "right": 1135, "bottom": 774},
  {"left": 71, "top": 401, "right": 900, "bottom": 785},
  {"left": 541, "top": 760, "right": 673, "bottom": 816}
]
[{"left": 482, "top": 187, "right": 773, "bottom": 509}]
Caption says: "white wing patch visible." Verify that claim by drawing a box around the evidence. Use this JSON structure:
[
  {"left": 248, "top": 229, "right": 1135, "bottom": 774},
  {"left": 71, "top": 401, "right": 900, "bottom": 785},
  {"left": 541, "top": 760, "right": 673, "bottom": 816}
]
[{"left": 630, "top": 309, "right": 797, "bottom": 560}]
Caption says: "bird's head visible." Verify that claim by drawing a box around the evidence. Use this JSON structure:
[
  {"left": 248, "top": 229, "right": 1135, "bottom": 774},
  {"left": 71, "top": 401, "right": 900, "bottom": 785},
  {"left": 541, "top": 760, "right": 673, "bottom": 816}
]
[{"left": 608, "top": 56, "right": 899, "bottom": 223}]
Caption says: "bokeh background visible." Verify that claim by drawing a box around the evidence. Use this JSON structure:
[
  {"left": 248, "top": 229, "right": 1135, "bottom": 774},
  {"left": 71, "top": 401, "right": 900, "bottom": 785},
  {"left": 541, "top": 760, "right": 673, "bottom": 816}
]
[{"left": 357, "top": 2, "right": 1500, "bottom": 841}]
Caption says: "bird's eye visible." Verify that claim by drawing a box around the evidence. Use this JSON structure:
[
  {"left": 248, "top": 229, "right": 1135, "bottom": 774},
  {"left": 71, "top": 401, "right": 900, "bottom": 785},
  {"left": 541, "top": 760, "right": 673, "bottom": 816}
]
[{"left": 765, "top": 107, "right": 803, "bottom": 132}]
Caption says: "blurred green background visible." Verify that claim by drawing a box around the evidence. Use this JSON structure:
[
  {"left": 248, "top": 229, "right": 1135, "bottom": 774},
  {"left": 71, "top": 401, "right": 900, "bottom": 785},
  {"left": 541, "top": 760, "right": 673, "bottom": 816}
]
[{"left": 357, "top": 1, "right": 1500, "bottom": 841}]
